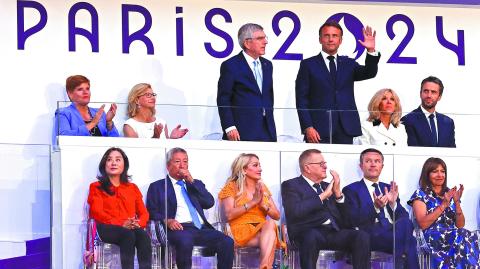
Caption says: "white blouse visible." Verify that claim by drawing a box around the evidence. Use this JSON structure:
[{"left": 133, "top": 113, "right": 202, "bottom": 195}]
[{"left": 124, "top": 117, "right": 167, "bottom": 139}]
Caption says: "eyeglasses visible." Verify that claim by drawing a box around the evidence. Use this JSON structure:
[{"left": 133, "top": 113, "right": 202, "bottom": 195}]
[
  {"left": 246, "top": 36, "right": 268, "bottom": 42},
  {"left": 308, "top": 161, "right": 327, "bottom": 167},
  {"left": 139, "top": 92, "right": 157, "bottom": 98}
]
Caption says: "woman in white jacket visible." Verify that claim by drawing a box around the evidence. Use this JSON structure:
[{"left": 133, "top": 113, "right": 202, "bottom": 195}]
[{"left": 354, "top": 88, "right": 408, "bottom": 146}]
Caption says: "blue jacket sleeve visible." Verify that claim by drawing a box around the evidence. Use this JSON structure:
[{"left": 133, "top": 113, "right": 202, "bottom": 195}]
[
  {"left": 146, "top": 182, "right": 165, "bottom": 221},
  {"left": 188, "top": 180, "right": 215, "bottom": 210},
  {"left": 217, "top": 61, "right": 236, "bottom": 130},
  {"left": 54, "top": 108, "right": 91, "bottom": 137},
  {"left": 295, "top": 60, "right": 313, "bottom": 132}
]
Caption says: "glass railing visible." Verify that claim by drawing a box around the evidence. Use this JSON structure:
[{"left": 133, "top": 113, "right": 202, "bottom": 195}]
[
  {"left": 54, "top": 101, "right": 477, "bottom": 150},
  {"left": 52, "top": 134, "right": 480, "bottom": 268}
]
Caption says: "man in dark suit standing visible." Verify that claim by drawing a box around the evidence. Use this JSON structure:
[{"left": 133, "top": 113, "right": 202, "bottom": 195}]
[
  {"left": 342, "top": 148, "right": 418, "bottom": 269},
  {"left": 217, "top": 23, "right": 277, "bottom": 142},
  {"left": 401, "top": 76, "right": 456, "bottom": 147},
  {"left": 146, "top": 147, "right": 234, "bottom": 269},
  {"left": 296, "top": 20, "right": 380, "bottom": 144},
  {"left": 281, "top": 149, "right": 371, "bottom": 269}
]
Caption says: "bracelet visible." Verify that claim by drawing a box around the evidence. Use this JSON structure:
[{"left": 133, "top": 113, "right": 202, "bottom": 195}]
[{"left": 243, "top": 203, "right": 249, "bottom": 211}]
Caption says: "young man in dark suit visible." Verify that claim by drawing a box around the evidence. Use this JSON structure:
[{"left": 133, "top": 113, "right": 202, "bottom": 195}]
[
  {"left": 342, "top": 148, "right": 419, "bottom": 269},
  {"left": 296, "top": 20, "right": 380, "bottom": 144},
  {"left": 146, "top": 147, "right": 234, "bottom": 269},
  {"left": 281, "top": 149, "right": 371, "bottom": 269},
  {"left": 401, "top": 76, "right": 456, "bottom": 147},
  {"left": 217, "top": 23, "right": 277, "bottom": 142}
]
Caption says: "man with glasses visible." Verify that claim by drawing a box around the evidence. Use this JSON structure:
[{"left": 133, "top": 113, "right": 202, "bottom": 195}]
[
  {"left": 342, "top": 148, "right": 419, "bottom": 269},
  {"left": 281, "top": 149, "right": 371, "bottom": 269},
  {"left": 217, "top": 23, "right": 277, "bottom": 142}
]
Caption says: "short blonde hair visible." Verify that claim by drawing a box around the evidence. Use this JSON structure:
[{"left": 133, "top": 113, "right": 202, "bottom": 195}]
[
  {"left": 367, "top": 88, "right": 402, "bottom": 127},
  {"left": 127, "top": 83, "right": 155, "bottom": 118},
  {"left": 225, "top": 153, "right": 259, "bottom": 202}
]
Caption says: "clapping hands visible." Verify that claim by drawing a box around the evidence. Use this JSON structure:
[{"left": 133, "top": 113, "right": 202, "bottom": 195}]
[
  {"left": 373, "top": 181, "right": 399, "bottom": 209},
  {"left": 169, "top": 124, "right": 189, "bottom": 139},
  {"left": 251, "top": 181, "right": 264, "bottom": 205},
  {"left": 443, "top": 184, "right": 463, "bottom": 206},
  {"left": 319, "top": 170, "right": 342, "bottom": 201}
]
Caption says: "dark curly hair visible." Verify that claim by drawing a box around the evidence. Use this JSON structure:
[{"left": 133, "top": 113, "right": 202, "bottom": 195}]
[{"left": 97, "top": 147, "right": 130, "bottom": 195}]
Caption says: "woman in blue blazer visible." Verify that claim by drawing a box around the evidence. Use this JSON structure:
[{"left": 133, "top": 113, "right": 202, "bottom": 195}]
[{"left": 53, "top": 75, "right": 119, "bottom": 144}]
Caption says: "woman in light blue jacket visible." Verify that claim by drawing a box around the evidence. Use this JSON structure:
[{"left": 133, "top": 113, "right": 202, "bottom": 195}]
[{"left": 53, "top": 75, "right": 119, "bottom": 144}]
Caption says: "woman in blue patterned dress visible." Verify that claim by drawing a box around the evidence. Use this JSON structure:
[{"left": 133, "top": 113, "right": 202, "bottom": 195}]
[{"left": 408, "top": 157, "right": 480, "bottom": 269}]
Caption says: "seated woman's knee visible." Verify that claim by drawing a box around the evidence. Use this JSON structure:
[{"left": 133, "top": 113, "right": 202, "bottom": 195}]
[{"left": 263, "top": 219, "right": 276, "bottom": 231}]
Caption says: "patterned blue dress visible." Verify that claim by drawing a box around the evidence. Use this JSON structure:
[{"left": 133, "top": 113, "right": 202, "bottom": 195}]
[{"left": 408, "top": 188, "right": 480, "bottom": 269}]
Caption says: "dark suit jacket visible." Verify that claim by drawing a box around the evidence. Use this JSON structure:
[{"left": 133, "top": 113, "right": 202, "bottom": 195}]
[
  {"left": 281, "top": 176, "right": 346, "bottom": 241},
  {"left": 342, "top": 180, "right": 408, "bottom": 232},
  {"left": 295, "top": 53, "right": 380, "bottom": 137},
  {"left": 146, "top": 176, "right": 215, "bottom": 229},
  {"left": 401, "top": 106, "right": 456, "bottom": 147},
  {"left": 217, "top": 52, "right": 277, "bottom": 142}
]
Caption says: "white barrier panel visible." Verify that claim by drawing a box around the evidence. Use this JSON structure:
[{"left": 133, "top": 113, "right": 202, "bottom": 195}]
[{"left": 52, "top": 136, "right": 480, "bottom": 268}]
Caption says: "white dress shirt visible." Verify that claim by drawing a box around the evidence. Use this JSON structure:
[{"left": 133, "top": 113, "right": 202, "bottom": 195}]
[{"left": 169, "top": 175, "right": 203, "bottom": 224}]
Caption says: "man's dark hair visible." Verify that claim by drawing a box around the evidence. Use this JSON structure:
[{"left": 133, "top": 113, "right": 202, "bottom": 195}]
[
  {"left": 421, "top": 76, "right": 444, "bottom": 96},
  {"left": 319, "top": 20, "right": 343, "bottom": 36},
  {"left": 359, "top": 148, "right": 384, "bottom": 163}
]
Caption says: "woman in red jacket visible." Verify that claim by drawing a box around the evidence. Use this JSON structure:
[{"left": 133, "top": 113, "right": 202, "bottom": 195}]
[{"left": 88, "top": 147, "right": 151, "bottom": 269}]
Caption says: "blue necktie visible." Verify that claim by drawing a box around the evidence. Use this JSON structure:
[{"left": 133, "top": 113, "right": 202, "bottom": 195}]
[
  {"left": 313, "top": 183, "right": 340, "bottom": 231},
  {"left": 253, "top": 60, "right": 263, "bottom": 93},
  {"left": 428, "top": 114, "right": 438, "bottom": 146},
  {"left": 327, "top": 55, "right": 336, "bottom": 84},
  {"left": 176, "top": 180, "right": 202, "bottom": 229},
  {"left": 372, "top": 183, "right": 389, "bottom": 226}
]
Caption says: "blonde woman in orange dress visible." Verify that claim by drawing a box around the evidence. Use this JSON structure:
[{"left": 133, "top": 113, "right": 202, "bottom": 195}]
[{"left": 219, "top": 153, "right": 283, "bottom": 269}]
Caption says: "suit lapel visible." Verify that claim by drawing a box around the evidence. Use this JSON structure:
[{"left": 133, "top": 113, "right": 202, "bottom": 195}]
[
  {"left": 314, "top": 54, "right": 334, "bottom": 86},
  {"left": 375, "top": 123, "right": 396, "bottom": 141},
  {"left": 165, "top": 176, "right": 177, "bottom": 217},
  {"left": 239, "top": 52, "right": 262, "bottom": 94},
  {"left": 336, "top": 56, "right": 344, "bottom": 86},
  {"left": 436, "top": 113, "right": 446, "bottom": 145},
  {"left": 298, "top": 176, "right": 318, "bottom": 197},
  {"left": 259, "top": 57, "right": 271, "bottom": 94},
  {"left": 414, "top": 107, "right": 433, "bottom": 145},
  {"left": 358, "top": 180, "right": 375, "bottom": 210}
]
